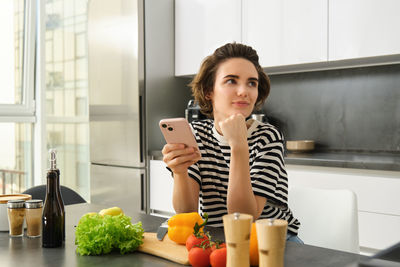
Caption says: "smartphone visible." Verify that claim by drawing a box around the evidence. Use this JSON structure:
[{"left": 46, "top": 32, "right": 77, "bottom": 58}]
[{"left": 159, "top": 118, "right": 198, "bottom": 149}]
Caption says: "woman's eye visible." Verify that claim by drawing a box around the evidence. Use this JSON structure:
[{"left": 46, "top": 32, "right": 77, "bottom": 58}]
[
  {"left": 249, "top": 81, "right": 257, "bottom": 87},
  {"left": 226, "top": 79, "right": 236, "bottom": 84}
]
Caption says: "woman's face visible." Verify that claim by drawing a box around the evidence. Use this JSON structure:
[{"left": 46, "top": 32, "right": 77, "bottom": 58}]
[{"left": 209, "top": 57, "right": 259, "bottom": 122}]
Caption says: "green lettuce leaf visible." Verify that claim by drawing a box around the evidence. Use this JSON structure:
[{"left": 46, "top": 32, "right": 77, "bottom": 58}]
[{"left": 75, "top": 213, "right": 144, "bottom": 256}]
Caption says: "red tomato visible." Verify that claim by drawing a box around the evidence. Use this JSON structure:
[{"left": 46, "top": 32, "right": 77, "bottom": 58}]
[
  {"left": 186, "top": 234, "right": 210, "bottom": 251},
  {"left": 211, "top": 242, "right": 226, "bottom": 251},
  {"left": 210, "top": 247, "right": 227, "bottom": 267},
  {"left": 188, "top": 247, "right": 212, "bottom": 267}
]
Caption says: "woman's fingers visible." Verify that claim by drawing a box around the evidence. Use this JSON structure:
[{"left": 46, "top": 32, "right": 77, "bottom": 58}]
[
  {"left": 162, "top": 143, "right": 185, "bottom": 155},
  {"left": 163, "top": 146, "right": 195, "bottom": 162},
  {"left": 166, "top": 153, "right": 200, "bottom": 174},
  {"left": 167, "top": 150, "right": 199, "bottom": 167},
  {"left": 161, "top": 143, "right": 201, "bottom": 173},
  {"left": 219, "top": 114, "right": 248, "bottom": 148}
]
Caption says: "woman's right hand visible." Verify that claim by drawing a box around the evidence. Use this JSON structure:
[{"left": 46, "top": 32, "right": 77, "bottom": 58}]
[{"left": 162, "top": 144, "right": 201, "bottom": 175}]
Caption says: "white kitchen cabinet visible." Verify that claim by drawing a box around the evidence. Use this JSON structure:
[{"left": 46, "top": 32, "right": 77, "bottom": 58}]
[
  {"left": 175, "top": 0, "right": 326, "bottom": 75},
  {"left": 176, "top": 0, "right": 400, "bottom": 75},
  {"left": 175, "top": 0, "right": 242, "bottom": 76},
  {"left": 149, "top": 160, "right": 175, "bottom": 216},
  {"left": 286, "top": 165, "right": 400, "bottom": 251},
  {"left": 242, "top": 0, "right": 328, "bottom": 67},
  {"left": 359, "top": 211, "right": 400, "bottom": 251},
  {"left": 329, "top": 0, "right": 400, "bottom": 61}
]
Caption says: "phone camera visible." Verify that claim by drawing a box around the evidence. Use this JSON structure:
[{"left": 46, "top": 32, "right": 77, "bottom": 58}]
[
  {"left": 167, "top": 127, "right": 173, "bottom": 131},
  {"left": 161, "top": 124, "right": 167, "bottom": 128}
]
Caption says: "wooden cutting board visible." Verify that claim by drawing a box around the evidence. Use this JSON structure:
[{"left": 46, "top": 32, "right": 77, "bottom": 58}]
[{"left": 138, "top": 232, "right": 190, "bottom": 265}]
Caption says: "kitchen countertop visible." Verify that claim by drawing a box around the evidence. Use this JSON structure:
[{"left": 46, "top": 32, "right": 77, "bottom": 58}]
[
  {"left": 150, "top": 150, "right": 400, "bottom": 172},
  {"left": 285, "top": 151, "right": 400, "bottom": 172},
  {"left": 0, "top": 203, "right": 369, "bottom": 267}
]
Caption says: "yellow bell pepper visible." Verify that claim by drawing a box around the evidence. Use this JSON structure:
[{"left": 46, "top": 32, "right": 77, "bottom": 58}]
[{"left": 167, "top": 212, "right": 204, "bottom": 244}]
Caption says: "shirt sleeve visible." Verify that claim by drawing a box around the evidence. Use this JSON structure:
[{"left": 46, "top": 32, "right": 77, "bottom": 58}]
[
  {"left": 250, "top": 136, "right": 288, "bottom": 207},
  {"left": 188, "top": 163, "right": 201, "bottom": 187}
]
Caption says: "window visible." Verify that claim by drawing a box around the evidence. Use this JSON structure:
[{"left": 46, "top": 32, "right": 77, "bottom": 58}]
[
  {"left": 0, "top": 0, "right": 90, "bottom": 200},
  {"left": 0, "top": 0, "right": 23, "bottom": 105},
  {"left": 44, "top": 0, "right": 89, "bottom": 200},
  {"left": 0, "top": 123, "right": 32, "bottom": 194},
  {"left": 0, "top": 0, "right": 35, "bottom": 194}
]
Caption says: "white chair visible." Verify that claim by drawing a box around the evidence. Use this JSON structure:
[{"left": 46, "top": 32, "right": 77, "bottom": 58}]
[{"left": 288, "top": 186, "right": 360, "bottom": 253}]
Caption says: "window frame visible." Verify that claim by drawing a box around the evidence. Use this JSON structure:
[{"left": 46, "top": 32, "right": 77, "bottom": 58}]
[{"left": 34, "top": 0, "right": 47, "bottom": 185}]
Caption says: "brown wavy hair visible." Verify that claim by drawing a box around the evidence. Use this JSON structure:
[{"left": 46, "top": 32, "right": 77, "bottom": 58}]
[{"left": 189, "top": 42, "right": 270, "bottom": 118}]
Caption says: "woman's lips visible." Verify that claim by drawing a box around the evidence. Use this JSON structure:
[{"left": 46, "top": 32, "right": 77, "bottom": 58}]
[{"left": 232, "top": 101, "right": 250, "bottom": 108}]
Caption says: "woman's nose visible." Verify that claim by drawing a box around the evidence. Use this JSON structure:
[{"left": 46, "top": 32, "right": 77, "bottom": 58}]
[{"left": 237, "top": 84, "right": 248, "bottom": 96}]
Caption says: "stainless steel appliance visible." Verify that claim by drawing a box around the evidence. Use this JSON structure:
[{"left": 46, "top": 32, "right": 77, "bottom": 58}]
[
  {"left": 88, "top": 0, "right": 146, "bottom": 212},
  {"left": 185, "top": 100, "right": 207, "bottom": 123}
]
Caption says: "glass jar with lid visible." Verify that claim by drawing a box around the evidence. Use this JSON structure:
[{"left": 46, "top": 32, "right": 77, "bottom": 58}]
[
  {"left": 25, "top": 200, "right": 43, "bottom": 238},
  {"left": 7, "top": 200, "right": 26, "bottom": 237}
]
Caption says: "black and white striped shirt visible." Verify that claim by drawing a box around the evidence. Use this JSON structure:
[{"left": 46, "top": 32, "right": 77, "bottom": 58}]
[{"left": 188, "top": 119, "right": 300, "bottom": 234}]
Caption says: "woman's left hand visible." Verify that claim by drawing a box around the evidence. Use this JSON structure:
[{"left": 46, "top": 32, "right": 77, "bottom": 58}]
[{"left": 218, "top": 114, "right": 248, "bottom": 149}]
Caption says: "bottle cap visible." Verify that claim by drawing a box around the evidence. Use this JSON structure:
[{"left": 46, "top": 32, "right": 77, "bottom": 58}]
[
  {"left": 7, "top": 200, "right": 25, "bottom": 209},
  {"left": 25, "top": 199, "right": 43, "bottom": 209},
  {"left": 49, "top": 149, "right": 57, "bottom": 170}
]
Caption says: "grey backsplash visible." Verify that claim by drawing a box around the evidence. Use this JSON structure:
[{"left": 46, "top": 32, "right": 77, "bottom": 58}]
[
  {"left": 263, "top": 64, "right": 400, "bottom": 153},
  {"left": 147, "top": 61, "right": 400, "bottom": 154}
]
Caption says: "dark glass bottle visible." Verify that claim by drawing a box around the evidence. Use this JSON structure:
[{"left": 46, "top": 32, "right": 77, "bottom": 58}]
[
  {"left": 42, "top": 149, "right": 63, "bottom": 248},
  {"left": 55, "top": 169, "right": 65, "bottom": 241}
]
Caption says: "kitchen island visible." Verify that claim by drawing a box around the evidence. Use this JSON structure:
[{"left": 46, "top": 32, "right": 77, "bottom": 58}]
[{"left": 0, "top": 203, "right": 367, "bottom": 267}]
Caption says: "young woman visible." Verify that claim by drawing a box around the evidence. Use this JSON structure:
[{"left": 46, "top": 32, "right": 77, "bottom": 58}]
[{"left": 162, "top": 43, "right": 302, "bottom": 242}]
